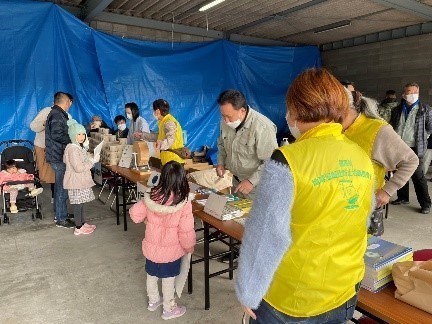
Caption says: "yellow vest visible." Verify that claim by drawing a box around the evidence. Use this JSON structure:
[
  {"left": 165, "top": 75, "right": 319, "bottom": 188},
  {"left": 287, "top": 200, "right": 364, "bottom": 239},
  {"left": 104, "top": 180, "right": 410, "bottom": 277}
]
[
  {"left": 344, "top": 114, "right": 387, "bottom": 189},
  {"left": 158, "top": 114, "right": 184, "bottom": 165},
  {"left": 264, "top": 123, "right": 374, "bottom": 317}
]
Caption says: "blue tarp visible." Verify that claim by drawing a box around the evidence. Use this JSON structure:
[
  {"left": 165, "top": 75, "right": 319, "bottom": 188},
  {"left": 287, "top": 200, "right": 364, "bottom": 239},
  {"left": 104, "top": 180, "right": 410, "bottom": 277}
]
[{"left": 1, "top": 0, "right": 321, "bottom": 152}]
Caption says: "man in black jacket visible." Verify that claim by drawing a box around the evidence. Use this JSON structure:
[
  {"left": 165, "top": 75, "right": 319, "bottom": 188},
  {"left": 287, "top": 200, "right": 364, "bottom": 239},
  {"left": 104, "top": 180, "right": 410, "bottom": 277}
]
[
  {"left": 389, "top": 83, "right": 432, "bottom": 214},
  {"left": 46, "top": 92, "right": 74, "bottom": 227}
]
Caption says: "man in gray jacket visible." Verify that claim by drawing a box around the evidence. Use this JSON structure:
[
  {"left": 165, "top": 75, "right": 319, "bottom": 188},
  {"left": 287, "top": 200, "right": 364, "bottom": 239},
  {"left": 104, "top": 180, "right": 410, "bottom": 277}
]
[{"left": 216, "top": 89, "right": 278, "bottom": 200}]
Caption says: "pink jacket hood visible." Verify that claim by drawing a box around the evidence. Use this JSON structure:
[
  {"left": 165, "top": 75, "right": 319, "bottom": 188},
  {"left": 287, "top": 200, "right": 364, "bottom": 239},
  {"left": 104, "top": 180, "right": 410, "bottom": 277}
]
[{"left": 129, "top": 192, "right": 196, "bottom": 263}]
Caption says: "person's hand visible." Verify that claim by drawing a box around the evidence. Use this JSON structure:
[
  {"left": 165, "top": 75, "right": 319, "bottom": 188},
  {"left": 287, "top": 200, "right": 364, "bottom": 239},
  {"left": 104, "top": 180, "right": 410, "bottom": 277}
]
[
  {"left": 90, "top": 122, "right": 97, "bottom": 129},
  {"left": 375, "top": 189, "right": 390, "bottom": 209},
  {"left": 93, "top": 153, "right": 100, "bottom": 163},
  {"left": 235, "top": 180, "right": 254, "bottom": 195},
  {"left": 155, "top": 140, "right": 162, "bottom": 150},
  {"left": 216, "top": 165, "right": 225, "bottom": 178},
  {"left": 241, "top": 304, "right": 256, "bottom": 320},
  {"left": 133, "top": 131, "right": 142, "bottom": 139}
]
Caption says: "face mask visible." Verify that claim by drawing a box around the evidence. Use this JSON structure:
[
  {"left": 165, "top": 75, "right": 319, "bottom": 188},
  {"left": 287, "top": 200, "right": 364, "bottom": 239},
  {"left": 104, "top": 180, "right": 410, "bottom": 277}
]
[
  {"left": 83, "top": 138, "right": 89, "bottom": 149},
  {"left": 286, "top": 113, "right": 301, "bottom": 139},
  {"left": 405, "top": 94, "right": 419, "bottom": 104},
  {"left": 225, "top": 120, "right": 242, "bottom": 129},
  {"left": 118, "top": 123, "right": 126, "bottom": 131},
  {"left": 126, "top": 113, "right": 132, "bottom": 120},
  {"left": 153, "top": 112, "right": 159, "bottom": 120}
]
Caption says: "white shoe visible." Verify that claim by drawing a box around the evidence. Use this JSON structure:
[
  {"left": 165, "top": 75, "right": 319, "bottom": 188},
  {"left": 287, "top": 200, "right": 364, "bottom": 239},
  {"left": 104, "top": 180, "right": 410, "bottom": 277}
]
[{"left": 30, "top": 188, "right": 44, "bottom": 197}]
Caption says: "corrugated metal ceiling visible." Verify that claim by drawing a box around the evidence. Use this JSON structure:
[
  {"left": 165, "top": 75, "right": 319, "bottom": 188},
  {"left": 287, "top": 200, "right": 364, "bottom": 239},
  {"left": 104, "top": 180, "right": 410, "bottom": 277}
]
[{"left": 37, "top": 0, "right": 432, "bottom": 46}]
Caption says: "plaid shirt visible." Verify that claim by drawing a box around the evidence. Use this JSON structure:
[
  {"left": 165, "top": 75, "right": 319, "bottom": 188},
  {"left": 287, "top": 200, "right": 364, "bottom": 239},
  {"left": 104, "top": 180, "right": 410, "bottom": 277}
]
[{"left": 390, "top": 101, "right": 432, "bottom": 158}]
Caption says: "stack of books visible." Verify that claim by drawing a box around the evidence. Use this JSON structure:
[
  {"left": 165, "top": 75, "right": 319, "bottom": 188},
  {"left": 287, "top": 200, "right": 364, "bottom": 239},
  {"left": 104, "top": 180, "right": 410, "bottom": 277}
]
[{"left": 362, "top": 236, "right": 413, "bottom": 292}]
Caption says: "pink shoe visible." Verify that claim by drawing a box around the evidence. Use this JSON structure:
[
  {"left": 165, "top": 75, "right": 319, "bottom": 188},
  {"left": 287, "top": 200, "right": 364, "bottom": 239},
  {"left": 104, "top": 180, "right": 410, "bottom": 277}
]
[
  {"left": 147, "top": 298, "right": 162, "bottom": 311},
  {"left": 83, "top": 223, "right": 96, "bottom": 230},
  {"left": 162, "top": 305, "right": 186, "bottom": 320},
  {"left": 74, "top": 226, "right": 94, "bottom": 236}
]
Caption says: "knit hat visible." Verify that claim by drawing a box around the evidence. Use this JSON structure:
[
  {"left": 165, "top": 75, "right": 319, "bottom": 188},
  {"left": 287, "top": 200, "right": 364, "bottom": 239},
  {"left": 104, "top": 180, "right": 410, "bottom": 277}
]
[{"left": 67, "top": 119, "right": 87, "bottom": 145}]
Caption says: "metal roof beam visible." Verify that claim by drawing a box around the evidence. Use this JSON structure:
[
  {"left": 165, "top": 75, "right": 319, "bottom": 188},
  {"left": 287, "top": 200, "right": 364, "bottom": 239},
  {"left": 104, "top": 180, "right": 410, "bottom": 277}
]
[
  {"left": 82, "top": 0, "right": 114, "bottom": 22},
  {"left": 96, "top": 12, "right": 224, "bottom": 39},
  {"left": 370, "top": 0, "right": 432, "bottom": 20},
  {"left": 226, "top": 0, "right": 327, "bottom": 35}
]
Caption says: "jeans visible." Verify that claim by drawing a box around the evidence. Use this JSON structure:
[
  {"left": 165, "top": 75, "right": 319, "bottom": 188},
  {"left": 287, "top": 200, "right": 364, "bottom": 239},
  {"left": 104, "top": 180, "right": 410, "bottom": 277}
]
[
  {"left": 397, "top": 148, "right": 431, "bottom": 208},
  {"left": 50, "top": 162, "right": 68, "bottom": 222},
  {"left": 250, "top": 287, "right": 360, "bottom": 324}
]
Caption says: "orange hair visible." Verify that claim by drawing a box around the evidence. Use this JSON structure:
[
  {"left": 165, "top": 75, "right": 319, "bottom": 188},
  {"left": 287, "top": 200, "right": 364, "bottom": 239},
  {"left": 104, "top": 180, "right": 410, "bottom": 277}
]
[{"left": 286, "top": 68, "right": 349, "bottom": 123}]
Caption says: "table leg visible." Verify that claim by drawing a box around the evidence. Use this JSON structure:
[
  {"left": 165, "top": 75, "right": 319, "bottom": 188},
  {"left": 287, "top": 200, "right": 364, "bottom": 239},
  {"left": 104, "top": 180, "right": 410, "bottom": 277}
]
[
  {"left": 115, "top": 173, "right": 120, "bottom": 225},
  {"left": 122, "top": 177, "right": 127, "bottom": 231},
  {"left": 229, "top": 236, "right": 234, "bottom": 280},
  {"left": 204, "top": 221, "right": 210, "bottom": 310}
]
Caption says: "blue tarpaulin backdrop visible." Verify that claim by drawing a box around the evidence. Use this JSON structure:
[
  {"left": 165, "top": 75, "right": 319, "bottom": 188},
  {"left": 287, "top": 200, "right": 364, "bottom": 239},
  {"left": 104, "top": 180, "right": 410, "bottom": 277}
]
[{"left": 1, "top": 0, "right": 321, "bottom": 152}]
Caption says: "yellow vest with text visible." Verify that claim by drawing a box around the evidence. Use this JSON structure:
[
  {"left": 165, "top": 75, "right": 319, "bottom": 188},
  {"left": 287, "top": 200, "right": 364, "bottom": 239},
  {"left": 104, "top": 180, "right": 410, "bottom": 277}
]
[
  {"left": 158, "top": 114, "right": 184, "bottom": 165},
  {"left": 264, "top": 123, "right": 374, "bottom": 317},
  {"left": 344, "top": 114, "right": 387, "bottom": 189}
]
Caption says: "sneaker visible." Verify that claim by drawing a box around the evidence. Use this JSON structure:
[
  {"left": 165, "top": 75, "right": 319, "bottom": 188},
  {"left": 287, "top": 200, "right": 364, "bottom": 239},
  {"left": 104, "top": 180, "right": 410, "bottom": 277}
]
[
  {"left": 148, "top": 298, "right": 163, "bottom": 311},
  {"left": 29, "top": 188, "right": 44, "bottom": 197},
  {"left": 162, "top": 306, "right": 186, "bottom": 320},
  {"left": 391, "top": 198, "right": 409, "bottom": 205},
  {"left": 56, "top": 219, "right": 75, "bottom": 228},
  {"left": 9, "top": 204, "right": 18, "bottom": 214},
  {"left": 74, "top": 226, "right": 95, "bottom": 235},
  {"left": 83, "top": 223, "right": 96, "bottom": 230}
]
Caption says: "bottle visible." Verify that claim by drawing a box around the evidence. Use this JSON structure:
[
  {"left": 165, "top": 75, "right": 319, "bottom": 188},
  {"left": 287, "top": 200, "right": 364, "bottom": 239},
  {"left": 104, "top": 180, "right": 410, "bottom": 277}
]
[{"left": 281, "top": 138, "right": 290, "bottom": 146}]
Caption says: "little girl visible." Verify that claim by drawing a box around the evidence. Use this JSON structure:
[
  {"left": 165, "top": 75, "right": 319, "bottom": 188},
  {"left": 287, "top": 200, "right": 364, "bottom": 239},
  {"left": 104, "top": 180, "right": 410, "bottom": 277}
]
[
  {"left": 0, "top": 160, "right": 43, "bottom": 213},
  {"left": 63, "top": 120, "right": 98, "bottom": 235},
  {"left": 129, "top": 161, "right": 195, "bottom": 320}
]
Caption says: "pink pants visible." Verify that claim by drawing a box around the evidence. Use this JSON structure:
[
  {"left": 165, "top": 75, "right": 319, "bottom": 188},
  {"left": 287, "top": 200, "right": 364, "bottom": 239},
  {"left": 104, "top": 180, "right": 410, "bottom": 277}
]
[{"left": 4, "top": 184, "right": 35, "bottom": 203}]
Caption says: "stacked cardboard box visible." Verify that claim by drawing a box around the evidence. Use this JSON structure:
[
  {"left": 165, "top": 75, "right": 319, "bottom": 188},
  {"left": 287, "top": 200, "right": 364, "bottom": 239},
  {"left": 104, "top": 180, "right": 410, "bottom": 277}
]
[{"left": 89, "top": 128, "right": 128, "bottom": 166}]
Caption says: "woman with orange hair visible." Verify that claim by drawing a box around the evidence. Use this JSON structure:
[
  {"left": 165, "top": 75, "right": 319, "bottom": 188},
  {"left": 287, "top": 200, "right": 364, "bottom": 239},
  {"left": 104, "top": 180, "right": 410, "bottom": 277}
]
[{"left": 236, "top": 68, "right": 375, "bottom": 323}]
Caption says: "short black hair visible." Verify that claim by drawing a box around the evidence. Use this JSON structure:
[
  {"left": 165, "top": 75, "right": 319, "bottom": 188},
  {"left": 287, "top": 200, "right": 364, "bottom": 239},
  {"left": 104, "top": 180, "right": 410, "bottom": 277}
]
[
  {"left": 54, "top": 91, "right": 73, "bottom": 105},
  {"left": 385, "top": 90, "right": 396, "bottom": 96},
  {"left": 5, "top": 159, "right": 16, "bottom": 170},
  {"left": 340, "top": 80, "right": 354, "bottom": 87},
  {"left": 217, "top": 89, "right": 247, "bottom": 110},
  {"left": 114, "top": 115, "right": 126, "bottom": 124},
  {"left": 153, "top": 99, "right": 170, "bottom": 116},
  {"left": 125, "top": 102, "right": 140, "bottom": 121}
]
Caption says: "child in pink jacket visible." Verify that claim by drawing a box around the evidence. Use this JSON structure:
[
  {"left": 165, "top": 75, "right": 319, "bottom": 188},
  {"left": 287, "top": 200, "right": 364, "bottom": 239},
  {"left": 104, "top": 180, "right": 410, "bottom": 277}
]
[
  {"left": 129, "top": 161, "right": 196, "bottom": 320},
  {"left": 0, "top": 160, "right": 43, "bottom": 213}
]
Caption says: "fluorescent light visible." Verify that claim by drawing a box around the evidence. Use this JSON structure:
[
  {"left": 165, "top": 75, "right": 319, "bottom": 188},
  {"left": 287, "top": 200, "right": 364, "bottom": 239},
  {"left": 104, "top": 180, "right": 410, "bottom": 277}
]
[
  {"left": 314, "top": 20, "right": 351, "bottom": 34},
  {"left": 199, "top": 0, "right": 226, "bottom": 12}
]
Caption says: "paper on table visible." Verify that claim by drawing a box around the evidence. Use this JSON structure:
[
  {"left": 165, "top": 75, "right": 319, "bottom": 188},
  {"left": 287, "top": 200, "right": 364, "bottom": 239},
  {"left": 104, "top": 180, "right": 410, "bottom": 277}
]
[
  {"left": 175, "top": 253, "right": 191, "bottom": 298},
  {"left": 93, "top": 140, "right": 104, "bottom": 157}
]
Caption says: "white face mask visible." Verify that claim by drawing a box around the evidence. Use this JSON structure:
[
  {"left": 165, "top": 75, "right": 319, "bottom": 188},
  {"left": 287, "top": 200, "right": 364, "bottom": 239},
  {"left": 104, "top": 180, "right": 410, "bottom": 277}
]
[
  {"left": 225, "top": 119, "right": 242, "bottom": 129},
  {"left": 153, "top": 112, "right": 159, "bottom": 120},
  {"left": 118, "top": 123, "right": 126, "bottom": 131},
  {"left": 126, "top": 113, "right": 132, "bottom": 120},
  {"left": 405, "top": 94, "right": 419, "bottom": 104},
  {"left": 286, "top": 113, "right": 301, "bottom": 139}
]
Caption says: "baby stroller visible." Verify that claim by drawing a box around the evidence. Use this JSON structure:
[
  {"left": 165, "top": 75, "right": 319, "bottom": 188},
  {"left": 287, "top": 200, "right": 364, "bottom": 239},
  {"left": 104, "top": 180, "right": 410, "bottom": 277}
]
[{"left": 0, "top": 140, "right": 43, "bottom": 225}]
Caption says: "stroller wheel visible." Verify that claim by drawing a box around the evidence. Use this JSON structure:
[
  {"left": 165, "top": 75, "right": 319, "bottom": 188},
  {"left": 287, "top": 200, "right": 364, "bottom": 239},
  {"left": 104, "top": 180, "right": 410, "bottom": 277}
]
[
  {"left": 4, "top": 214, "right": 9, "bottom": 224},
  {"left": 36, "top": 210, "right": 43, "bottom": 219}
]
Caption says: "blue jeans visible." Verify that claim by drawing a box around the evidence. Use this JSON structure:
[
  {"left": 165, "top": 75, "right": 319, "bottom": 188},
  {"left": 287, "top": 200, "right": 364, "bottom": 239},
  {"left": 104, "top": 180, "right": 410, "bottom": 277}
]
[
  {"left": 250, "top": 287, "right": 360, "bottom": 324},
  {"left": 50, "top": 162, "right": 68, "bottom": 222}
]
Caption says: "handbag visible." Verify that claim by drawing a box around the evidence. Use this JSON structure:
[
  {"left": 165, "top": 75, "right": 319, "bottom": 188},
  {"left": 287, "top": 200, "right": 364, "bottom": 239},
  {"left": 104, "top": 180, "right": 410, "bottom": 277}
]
[
  {"left": 392, "top": 260, "right": 432, "bottom": 314},
  {"left": 166, "top": 147, "right": 192, "bottom": 159}
]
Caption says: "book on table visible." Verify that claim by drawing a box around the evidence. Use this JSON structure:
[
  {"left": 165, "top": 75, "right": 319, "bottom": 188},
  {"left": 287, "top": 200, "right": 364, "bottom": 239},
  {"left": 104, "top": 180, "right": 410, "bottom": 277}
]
[{"left": 362, "top": 236, "right": 413, "bottom": 292}]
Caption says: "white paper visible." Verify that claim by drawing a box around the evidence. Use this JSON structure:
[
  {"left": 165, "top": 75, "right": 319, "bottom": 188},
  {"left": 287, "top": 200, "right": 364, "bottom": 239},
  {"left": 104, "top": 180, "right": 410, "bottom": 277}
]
[
  {"left": 93, "top": 140, "right": 104, "bottom": 157},
  {"left": 175, "top": 253, "right": 191, "bottom": 298}
]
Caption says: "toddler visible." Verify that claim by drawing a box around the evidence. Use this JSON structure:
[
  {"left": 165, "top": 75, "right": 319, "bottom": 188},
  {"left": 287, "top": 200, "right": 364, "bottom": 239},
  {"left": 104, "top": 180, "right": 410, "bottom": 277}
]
[
  {"left": 129, "top": 161, "right": 196, "bottom": 320},
  {"left": 0, "top": 160, "right": 43, "bottom": 213},
  {"left": 63, "top": 120, "right": 99, "bottom": 235}
]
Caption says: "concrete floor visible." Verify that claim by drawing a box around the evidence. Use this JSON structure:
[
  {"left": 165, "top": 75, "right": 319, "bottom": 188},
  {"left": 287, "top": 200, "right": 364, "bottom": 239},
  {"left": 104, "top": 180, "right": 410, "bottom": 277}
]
[{"left": 0, "top": 181, "right": 431, "bottom": 324}]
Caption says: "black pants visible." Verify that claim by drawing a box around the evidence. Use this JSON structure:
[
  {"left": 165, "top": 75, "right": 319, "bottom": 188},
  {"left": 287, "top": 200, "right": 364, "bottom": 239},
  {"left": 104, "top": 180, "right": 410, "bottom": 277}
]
[{"left": 397, "top": 149, "right": 431, "bottom": 208}]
